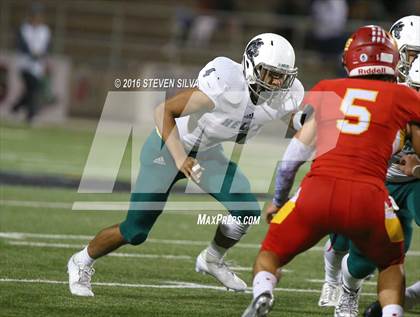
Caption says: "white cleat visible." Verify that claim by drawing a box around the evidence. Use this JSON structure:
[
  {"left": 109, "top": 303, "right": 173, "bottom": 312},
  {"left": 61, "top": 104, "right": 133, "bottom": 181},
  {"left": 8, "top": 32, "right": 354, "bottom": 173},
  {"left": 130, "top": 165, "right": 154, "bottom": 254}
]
[
  {"left": 195, "top": 249, "right": 247, "bottom": 292},
  {"left": 334, "top": 285, "right": 360, "bottom": 317},
  {"left": 67, "top": 254, "right": 95, "bottom": 297},
  {"left": 405, "top": 287, "right": 418, "bottom": 311},
  {"left": 318, "top": 282, "right": 342, "bottom": 307},
  {"left": 242, "top": 292, "right": 274, "bottom": 317}
]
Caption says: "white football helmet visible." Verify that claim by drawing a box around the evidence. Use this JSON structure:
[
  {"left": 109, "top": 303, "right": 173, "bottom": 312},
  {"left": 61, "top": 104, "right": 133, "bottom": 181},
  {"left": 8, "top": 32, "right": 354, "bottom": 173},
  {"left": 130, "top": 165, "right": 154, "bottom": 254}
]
[
  {"left": 242, "top": 33, "right": 297, "bottom": 102},
  {"left": 389, "top": 15, "right": 420, "bottom": 83}
]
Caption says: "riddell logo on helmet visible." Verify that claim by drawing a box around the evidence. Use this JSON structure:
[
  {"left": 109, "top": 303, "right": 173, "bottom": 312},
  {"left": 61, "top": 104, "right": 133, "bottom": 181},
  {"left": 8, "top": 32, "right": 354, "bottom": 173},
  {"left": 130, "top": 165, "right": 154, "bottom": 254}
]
[{"left": 358, "top": 67, "right": 386, "bottom": 75}]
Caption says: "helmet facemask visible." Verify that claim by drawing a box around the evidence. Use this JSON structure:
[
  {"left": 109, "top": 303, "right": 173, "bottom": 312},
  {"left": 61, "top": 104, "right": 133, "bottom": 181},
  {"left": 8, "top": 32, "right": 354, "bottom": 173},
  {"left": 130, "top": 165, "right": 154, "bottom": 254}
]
[
  {"left": 406, "top": 55, "right": 420, "bottom": 91},
  {"left": 397, "top": 44, "right": 420, "bottom": 84},
  {"left": 249, "top": 62, "right": 297, "bottom": 104}
]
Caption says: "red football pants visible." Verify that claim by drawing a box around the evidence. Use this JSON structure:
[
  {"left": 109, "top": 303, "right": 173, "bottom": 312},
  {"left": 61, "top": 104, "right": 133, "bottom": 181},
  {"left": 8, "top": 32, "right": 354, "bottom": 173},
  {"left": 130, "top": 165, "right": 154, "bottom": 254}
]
[{"left": 262, "top": 175, "right": 404, "bottom": 270}]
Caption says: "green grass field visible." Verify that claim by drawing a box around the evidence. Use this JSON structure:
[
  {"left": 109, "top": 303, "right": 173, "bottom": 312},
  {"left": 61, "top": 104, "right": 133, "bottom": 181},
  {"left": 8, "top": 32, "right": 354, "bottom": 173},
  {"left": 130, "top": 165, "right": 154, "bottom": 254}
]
[{"left": 0, "top": 121, "right": 419, "bottom": 317}]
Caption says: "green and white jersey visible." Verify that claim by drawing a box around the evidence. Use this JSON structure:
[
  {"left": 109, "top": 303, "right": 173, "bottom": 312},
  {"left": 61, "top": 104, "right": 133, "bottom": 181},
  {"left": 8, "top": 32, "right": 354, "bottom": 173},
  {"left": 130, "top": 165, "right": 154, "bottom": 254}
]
[
  {"left": 176, "top": 56, "right": 304, "bottom": 152},
  {"left": 387, "top": 131, "right": 416, "bottom": 183}
]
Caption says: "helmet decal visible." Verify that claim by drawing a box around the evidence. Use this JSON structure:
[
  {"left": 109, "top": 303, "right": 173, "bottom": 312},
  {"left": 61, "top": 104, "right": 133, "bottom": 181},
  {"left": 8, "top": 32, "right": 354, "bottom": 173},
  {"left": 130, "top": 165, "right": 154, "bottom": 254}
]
[
  {"left": 370, "top": 25, "right": 387, "bottom": 43},
  {"left": 245, "top": 38, "right": 264, "bottom": 64},
  {"left": 390, "top": 21, "right": 404, "bottom": 40},
  {"left": 343, "top": 37, "right": 353, "bottom": 52},
  {"left": 203, "top": 67, "right": 216, "bottom": 78}
]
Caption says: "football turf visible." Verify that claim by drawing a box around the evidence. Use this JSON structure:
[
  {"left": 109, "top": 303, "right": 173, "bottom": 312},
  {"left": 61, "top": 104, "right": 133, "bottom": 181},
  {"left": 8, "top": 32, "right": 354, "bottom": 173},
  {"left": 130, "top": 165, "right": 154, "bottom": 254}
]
[{"left": 1, "top": 122, "right": 419, "bottom": 316}]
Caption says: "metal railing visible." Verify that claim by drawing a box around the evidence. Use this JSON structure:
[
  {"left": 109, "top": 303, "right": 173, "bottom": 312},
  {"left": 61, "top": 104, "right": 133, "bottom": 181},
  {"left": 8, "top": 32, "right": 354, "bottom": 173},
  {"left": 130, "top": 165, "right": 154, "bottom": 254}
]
[{"left": 0, "top": 0, "right": 395, "bottom": 69}]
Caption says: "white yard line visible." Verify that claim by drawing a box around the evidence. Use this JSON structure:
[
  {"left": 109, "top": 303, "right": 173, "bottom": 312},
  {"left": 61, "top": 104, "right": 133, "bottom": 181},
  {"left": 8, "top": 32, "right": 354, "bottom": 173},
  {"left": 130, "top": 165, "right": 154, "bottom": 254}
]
[
  {"left": 147, "top": 237, "right": 266, "bottom": 249},
  {"left": 4, "top": 240, "right": 294, "bottom": 273},
  {"left": 0, "top": 277, "right": 378, "bottom": 296},
  {"left": 230, "top": 266, "right": 293, "bottom": 273},
  {"left": 0, "top": 232, "right": 93, "bottom": 240},
  {"left": 0, "top": 200, "right": 240, "bottom": 214},
  {"left": 71, "top": 201, "right": 264, "bottom": 211},
  {"left": 0, "top": 200, "right": 73, "bottom": 209},
  {"left": 0, "top": 231, "right": 267, "bottom": 250},
  {"left": 6, "top": 241, "right": 191, "bottom": 260},
  {"left": 307, "top": 278, "right": 377, "bottom": 286},
  {"left": 1, "top": 231, "right": 419, "bottom": 255},
  {"left": 0, "top": 158, "right": 83, "bottom": 174}
]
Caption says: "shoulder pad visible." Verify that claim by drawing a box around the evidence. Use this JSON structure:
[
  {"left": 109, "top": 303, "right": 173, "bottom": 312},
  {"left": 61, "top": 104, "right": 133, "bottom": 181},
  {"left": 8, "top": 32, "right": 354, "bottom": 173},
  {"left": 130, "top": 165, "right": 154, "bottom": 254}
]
[
  {"left": 289, "top": 78, "right": 305, "bottom": 107},
  {"left": 198, "top": 57, "right": 247, "bottom": 106},
  {"left": 278, "top": 78, "right": 305, "bottom": 114}
]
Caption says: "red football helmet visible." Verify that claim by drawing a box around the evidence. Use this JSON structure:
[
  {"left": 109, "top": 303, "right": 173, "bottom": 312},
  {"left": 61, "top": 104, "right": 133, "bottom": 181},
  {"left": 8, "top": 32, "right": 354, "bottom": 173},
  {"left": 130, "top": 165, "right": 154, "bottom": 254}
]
[{"left": 342, "top": 25, "right": 399, "bottom": 77}]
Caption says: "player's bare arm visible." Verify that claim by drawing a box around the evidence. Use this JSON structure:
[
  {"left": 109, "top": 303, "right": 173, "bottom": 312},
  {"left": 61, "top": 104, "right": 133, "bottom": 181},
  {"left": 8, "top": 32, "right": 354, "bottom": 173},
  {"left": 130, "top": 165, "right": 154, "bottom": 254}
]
[
  {"left": 295, "top": 112, "right": 317, "bottom": 147},
  {"left": 154, "top": 88, "right": 214, "bottom": 182}
]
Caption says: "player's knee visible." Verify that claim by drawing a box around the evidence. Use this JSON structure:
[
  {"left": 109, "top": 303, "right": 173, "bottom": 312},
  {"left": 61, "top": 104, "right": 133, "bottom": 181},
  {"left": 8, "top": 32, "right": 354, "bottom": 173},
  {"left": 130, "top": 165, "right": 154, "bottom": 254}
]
[
  {"left": 348, "top": 255, "right": 376, "bottom": 279},
  {"left": 254, "top": 250, "right": 282, "bottom": 274},
  {"left": 218, "top": 220, "right": 251, "bottom": 240},
  {"left": 124, "top": 231, "right": 149, "bottom": 246},
  {"left": 127, "top": 231, "right": 149, "bottom": 245},
  {"left": 119, "top": 222, "right": 150, "bottom": 246}
]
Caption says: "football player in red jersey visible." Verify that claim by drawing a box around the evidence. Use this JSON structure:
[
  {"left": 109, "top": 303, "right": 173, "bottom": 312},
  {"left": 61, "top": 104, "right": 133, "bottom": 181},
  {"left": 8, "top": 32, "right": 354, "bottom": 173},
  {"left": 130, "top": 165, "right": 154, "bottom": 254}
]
[{"left": 242, "top": 25, "right": 420, "bottom": 317}]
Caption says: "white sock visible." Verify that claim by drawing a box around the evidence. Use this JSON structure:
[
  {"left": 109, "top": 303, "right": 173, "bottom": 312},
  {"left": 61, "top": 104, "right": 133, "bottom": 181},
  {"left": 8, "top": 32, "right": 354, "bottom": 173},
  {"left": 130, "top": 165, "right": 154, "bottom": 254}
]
[
  {"left": 341, "top": 254, "right": 363, "bottom": 292},
  {"left": 74, "top": 246, "right": 95, "bottom": 266},
  {"left": 253, "top": 271, "right": 277, "bottom": 299},
  {"left": 206, "top": 241, "right": 227, "bottom": 260},
  {"left": 405, "top": 281, "right": 420, "bottom": 310},
  {"left": 324, "top": 239, "right": 345, "bottom": 285},
  {"left": 382, "top": 304, "right": 403, "bottom": 317}
]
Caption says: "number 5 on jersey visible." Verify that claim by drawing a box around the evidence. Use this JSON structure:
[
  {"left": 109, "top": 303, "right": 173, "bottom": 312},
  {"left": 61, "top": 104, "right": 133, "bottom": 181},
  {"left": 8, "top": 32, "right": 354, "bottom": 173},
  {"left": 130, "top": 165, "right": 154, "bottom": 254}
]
[{"left": 337, "top": 88, "right": 378, "bottom": 135}]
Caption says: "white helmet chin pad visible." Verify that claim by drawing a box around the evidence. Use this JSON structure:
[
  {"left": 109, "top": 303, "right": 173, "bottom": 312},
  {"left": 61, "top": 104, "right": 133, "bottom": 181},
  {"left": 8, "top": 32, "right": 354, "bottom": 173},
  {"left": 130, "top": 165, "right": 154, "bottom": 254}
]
[{"left": 242, "top": 33, "right": 298, "bottom": 102}]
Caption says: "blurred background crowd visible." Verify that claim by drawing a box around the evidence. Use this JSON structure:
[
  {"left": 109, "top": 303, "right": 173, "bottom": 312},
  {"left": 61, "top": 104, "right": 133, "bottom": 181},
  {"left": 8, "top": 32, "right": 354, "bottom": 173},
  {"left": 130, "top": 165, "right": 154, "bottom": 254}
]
[{"left": 0, "top": 0, "right": 419, "bottom": 123}]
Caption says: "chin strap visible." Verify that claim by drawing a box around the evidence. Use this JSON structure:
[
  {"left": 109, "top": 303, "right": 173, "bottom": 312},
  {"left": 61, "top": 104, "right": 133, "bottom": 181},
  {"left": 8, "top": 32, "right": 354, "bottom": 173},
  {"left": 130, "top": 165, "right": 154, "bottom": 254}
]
[{"left": 248, "top": 83, "right": 278, "bottom": 105}]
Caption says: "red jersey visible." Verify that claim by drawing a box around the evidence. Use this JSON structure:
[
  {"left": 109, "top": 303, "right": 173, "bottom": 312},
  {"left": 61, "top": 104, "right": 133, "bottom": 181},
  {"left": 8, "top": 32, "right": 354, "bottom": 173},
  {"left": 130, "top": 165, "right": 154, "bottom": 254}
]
[{"left": 306, "top": 78, "right": 420, "bottom": 188}]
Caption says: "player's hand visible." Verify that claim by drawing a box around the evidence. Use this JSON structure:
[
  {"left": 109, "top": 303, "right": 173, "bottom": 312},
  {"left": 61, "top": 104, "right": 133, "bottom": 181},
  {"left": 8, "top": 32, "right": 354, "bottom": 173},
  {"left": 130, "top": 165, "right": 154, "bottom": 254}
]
[
  {"left": 264, "top": 202, "right": 281, "bottom": 224},
  {"left": 398, "top": 154, "right": 420, "bottom": 176},
  {"left": 176, "top": 157, "right": 204, "bottom": 183}
]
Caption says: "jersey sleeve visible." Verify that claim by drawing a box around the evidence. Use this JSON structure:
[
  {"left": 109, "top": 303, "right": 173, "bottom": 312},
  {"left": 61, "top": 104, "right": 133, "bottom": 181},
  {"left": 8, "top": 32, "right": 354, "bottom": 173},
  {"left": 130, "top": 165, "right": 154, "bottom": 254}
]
[
  {"left": 252, "top": 78, "right": 305, "bottom": 124},
  {"left": 197, "top": 56, "right": 247, "bottom": 109},
  {"left": 277, "top": 78, "right": 305, "bottom": 116}
]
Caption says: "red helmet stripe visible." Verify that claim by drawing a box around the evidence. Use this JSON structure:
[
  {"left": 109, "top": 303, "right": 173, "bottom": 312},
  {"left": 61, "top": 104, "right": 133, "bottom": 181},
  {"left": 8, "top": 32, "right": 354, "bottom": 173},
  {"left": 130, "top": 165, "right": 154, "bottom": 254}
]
[{"left": 343, "top": 25, "right": 399, "bottom": 77}]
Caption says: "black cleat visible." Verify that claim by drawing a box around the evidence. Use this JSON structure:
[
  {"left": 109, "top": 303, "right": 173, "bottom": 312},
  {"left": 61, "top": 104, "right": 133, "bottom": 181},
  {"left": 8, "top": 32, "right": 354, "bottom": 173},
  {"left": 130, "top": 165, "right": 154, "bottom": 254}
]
[{"left": 363, "top": 301, "right": 382, "bottom": 317}]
